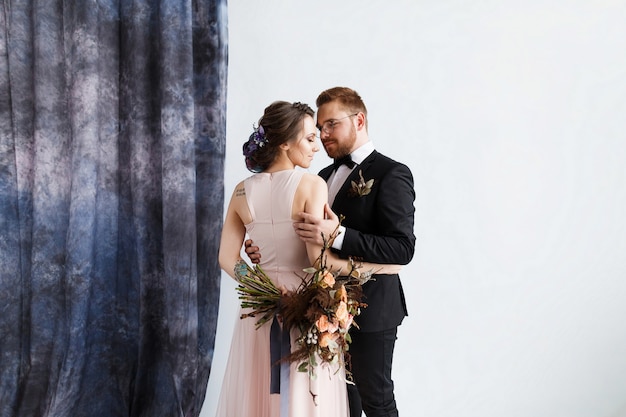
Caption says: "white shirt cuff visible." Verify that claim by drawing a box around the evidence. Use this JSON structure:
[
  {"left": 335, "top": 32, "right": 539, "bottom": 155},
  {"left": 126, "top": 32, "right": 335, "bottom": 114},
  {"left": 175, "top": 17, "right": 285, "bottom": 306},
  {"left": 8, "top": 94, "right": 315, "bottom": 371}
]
[{"left": 332, "top": 225, "right": 346, "bottom": 250}]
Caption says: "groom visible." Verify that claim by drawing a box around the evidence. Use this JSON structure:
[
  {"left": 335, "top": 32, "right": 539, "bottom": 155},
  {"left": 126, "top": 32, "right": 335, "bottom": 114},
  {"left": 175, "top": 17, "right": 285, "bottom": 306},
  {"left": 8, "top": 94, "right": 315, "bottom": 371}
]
[{"left": 247, "top": 87, "right": 415, "bottom": 417}]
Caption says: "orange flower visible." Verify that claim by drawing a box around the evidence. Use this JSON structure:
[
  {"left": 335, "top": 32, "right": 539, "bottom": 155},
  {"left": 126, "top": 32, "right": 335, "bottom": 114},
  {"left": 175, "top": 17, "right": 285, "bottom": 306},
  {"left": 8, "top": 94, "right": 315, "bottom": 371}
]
[
  {"left": 317, "top": 314, "right": 339, "bottom": 333},
  {"left": 336, "top": 284, "right": 348, "bottom": 303},
  {"left": 316, "top": 314, "right": 330, "bottom": 332},
  {"left": 336, "top": 301, "right": 350, "bottom": 328},
  {"left": 319, "top": 331, "right": 340, "bottom": 349},
  {"left": 320, "top": 270, "right": 335, "bottom": 288}
]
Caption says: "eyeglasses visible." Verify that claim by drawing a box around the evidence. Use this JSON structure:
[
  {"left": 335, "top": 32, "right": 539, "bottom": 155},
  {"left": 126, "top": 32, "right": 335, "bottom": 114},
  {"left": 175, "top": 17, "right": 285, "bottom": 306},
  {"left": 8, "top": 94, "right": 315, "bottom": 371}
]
[{"left": 317, "top": 113, "right": 358, "bottom": 135}]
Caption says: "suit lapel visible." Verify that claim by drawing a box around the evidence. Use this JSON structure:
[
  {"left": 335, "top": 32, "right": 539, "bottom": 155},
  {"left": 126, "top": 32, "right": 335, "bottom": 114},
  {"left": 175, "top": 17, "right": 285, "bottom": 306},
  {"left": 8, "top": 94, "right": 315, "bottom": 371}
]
[
  {"left": 331, "top": 150, "right": 378, "bottom": 206},
  {"left": 319, "top": 165, "right": 334, "bottom": 182}
]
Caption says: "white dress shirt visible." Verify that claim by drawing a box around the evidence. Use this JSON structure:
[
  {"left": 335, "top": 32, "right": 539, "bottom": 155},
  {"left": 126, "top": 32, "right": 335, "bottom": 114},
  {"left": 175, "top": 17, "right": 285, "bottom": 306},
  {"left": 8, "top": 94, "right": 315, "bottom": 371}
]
[{"left": 327, "top": 141, "right": 375, "bottom": 249}]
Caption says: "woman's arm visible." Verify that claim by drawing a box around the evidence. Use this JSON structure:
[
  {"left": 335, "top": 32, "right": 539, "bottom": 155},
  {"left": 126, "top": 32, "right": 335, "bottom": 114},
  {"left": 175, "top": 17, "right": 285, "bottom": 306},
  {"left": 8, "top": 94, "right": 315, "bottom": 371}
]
[
  {"left": 300, "top": 175, "right": 328, "bottom": 266},
  {"left": 218, "top": 182, "right": 248, "bottom": 280}
]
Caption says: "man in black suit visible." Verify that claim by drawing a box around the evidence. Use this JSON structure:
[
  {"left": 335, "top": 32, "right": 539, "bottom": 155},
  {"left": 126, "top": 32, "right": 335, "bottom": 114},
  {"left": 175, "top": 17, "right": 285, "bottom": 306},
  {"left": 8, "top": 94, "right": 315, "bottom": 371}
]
[
  {"left": 246, "top": 87, "right": 415, "bottom": 417},
  {"left": 293, "top": 87, "right": 415, "bottom": 417}
]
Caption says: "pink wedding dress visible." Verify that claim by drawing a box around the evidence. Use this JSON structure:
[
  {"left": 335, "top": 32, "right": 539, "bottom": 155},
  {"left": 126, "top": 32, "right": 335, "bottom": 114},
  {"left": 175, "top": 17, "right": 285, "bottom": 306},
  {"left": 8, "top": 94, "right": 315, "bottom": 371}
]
[{"left": 216, "top": 170, "right": 349, "bottom": 417}]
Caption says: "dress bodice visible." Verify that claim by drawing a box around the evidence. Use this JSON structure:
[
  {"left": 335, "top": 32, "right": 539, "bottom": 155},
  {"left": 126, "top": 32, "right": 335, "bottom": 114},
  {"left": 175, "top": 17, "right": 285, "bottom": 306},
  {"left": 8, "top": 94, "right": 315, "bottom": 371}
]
[{"left": 244, "top": 170, "right": 309, "bottom": 289}]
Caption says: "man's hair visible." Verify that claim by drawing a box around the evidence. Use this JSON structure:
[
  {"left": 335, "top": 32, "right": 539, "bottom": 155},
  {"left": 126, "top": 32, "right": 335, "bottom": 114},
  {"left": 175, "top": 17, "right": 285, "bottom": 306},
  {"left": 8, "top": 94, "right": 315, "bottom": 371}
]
[{"left": 316, "top": 87, "right": 368, "bottom": 119}]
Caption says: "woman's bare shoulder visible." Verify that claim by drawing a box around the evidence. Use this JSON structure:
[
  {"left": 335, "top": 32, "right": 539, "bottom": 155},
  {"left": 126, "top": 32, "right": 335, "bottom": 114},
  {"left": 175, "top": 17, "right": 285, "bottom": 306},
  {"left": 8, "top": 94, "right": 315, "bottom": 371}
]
[
  {"left": 229, "top": 179, "right": 253, "bottom": 224},
  {"left": 226, "top": 179, "right": 247, "bottom": 210},
  {"left": 232, "top": 180, "right": 246, "bottom": 197},
  {"left": 299, "top": 172, "right": 326, "bottom": 188}
]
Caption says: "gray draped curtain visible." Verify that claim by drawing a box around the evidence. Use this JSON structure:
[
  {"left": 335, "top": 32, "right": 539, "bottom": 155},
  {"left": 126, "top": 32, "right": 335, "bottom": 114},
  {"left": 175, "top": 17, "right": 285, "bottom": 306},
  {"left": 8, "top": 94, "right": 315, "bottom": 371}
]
[{"left": 0, "top": 0, "right": 227, "bottom": 416}]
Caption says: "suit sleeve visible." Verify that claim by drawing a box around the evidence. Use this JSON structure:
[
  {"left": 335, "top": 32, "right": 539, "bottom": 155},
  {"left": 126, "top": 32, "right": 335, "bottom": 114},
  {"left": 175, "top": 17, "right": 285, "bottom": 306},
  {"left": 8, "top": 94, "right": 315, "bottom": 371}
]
[{"left": 339, "top": 162, "right": 416, "bottom": 265}]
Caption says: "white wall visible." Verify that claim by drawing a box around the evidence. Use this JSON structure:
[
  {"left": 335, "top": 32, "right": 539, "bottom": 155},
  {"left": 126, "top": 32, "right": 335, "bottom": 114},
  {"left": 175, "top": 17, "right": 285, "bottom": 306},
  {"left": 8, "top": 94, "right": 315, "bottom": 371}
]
[{"left": 202, "top": 1, "right": 626, "bottom": 416}]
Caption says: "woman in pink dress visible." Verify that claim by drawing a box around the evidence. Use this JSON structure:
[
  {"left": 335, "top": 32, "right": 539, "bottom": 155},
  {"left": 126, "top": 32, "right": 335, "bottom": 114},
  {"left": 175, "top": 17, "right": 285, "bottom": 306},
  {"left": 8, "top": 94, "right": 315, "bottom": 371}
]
[{"left": 216, "top": 101, "right": 399, "bottom": 417}]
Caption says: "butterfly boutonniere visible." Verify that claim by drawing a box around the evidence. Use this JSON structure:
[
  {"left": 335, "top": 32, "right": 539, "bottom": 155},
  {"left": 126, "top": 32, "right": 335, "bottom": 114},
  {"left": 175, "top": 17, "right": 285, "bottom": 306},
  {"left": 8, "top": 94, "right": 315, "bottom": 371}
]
[{"left": 349, "top": 170, "right": 374, "bottom": 197}]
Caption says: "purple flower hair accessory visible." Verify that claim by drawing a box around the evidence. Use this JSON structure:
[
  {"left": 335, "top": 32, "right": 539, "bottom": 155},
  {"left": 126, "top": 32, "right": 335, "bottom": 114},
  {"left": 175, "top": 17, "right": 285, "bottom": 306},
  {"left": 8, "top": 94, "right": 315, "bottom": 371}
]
[
  {"left": 243, "top": 125, "right": 268, "bottom": 158},
  {"left": 243, "top": 124, "right": 269, "bottom": 173}
]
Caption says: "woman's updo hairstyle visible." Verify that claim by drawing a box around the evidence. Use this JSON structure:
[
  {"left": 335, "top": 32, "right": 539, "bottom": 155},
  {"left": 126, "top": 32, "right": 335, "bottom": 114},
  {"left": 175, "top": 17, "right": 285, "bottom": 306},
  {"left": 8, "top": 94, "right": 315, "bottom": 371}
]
[{"left": 243, "top": 101, "right": 314, "bottom": 173}]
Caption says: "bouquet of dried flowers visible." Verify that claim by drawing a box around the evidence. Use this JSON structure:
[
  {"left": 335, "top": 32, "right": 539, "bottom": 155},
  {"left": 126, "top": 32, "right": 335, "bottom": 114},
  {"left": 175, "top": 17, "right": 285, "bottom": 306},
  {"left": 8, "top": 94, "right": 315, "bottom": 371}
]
[{"left": 233, "top": 222, "right": 374, "bottom": 398}]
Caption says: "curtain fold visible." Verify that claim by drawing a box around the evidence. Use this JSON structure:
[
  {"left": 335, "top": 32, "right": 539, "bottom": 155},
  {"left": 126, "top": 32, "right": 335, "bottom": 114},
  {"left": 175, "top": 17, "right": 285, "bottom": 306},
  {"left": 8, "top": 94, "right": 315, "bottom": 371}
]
[{"left": 0, "top": 1, "right": 228, "bottom": 416}]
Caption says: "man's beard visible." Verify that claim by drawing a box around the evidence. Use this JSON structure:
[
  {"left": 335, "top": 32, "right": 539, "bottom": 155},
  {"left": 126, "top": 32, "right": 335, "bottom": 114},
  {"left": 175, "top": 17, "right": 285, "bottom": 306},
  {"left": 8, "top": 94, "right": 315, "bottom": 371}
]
[{"left": 324, "top": 125, "right": 357, "bottom": 159}]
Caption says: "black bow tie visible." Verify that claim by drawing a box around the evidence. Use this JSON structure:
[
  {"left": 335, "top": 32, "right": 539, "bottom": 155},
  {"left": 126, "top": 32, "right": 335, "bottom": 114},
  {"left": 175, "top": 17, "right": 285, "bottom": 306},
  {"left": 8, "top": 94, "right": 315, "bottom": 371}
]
[{"left": 333, "top": 155, "right": 355, "bottom": 170}]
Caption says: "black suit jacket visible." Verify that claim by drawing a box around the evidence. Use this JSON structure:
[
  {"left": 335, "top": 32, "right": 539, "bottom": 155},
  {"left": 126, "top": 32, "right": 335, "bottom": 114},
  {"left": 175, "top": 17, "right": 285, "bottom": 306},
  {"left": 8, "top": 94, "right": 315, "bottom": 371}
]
[{"left": 319, "top": 150, "right": 416, "bottom": 332}]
